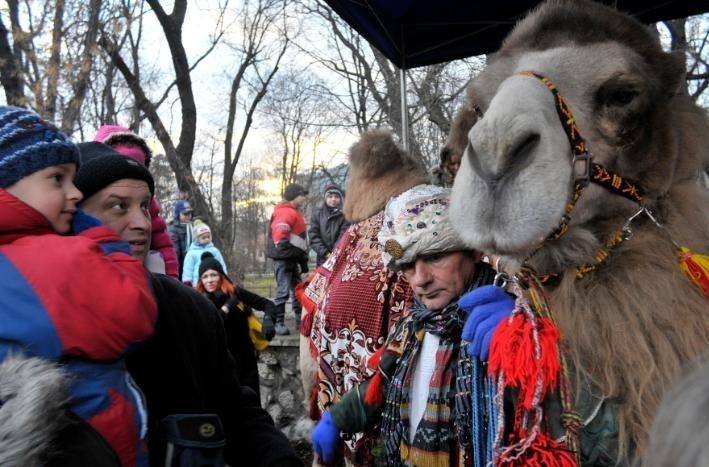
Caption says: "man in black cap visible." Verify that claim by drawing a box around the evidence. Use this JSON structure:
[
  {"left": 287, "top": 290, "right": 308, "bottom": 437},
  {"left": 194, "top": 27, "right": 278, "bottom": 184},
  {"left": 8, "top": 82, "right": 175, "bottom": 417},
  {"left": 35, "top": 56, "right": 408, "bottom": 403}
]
[
  {"left": 266, "top": 182, "right": 309, "bottom": 335},
  {"left": 75, "top": 142, "right": 302, "bottom": 466},
  {"left": 308, "top": 184, "right": 349, "bottom": 266}
]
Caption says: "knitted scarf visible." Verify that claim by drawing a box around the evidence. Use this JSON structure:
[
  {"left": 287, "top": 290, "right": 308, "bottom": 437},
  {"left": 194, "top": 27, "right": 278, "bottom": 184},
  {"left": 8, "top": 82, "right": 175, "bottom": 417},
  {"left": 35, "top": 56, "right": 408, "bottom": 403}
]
[{"left": 381, "top": 263, "right": 495, "bottom": 466}]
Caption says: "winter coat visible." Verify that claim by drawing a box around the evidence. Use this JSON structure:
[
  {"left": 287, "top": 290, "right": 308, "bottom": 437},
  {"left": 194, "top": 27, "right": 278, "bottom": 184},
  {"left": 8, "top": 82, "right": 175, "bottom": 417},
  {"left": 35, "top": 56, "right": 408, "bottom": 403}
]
[
  {"left": 168, "top": 220, "right": 191, "bottom": 277},
  {"left": 127, "top": 274, "right": 301, "bottom": 467},
  {"left": 203, "top": 287, "right": 275, "bottom": 400},
  {"left": 149, "top": 198, "right": 179, "bottom": 279},
  {"left": 182, "top": 241, "right": 227, "bottom": 284},
  {"left": 0, "top": 189, "right": 157, "bottom": 467},
  {"left": 308, "top": 204, "right": 348, "bottom": 265},
  {"left": 266, "top": 202, "right": 308, "bottom": 266}
]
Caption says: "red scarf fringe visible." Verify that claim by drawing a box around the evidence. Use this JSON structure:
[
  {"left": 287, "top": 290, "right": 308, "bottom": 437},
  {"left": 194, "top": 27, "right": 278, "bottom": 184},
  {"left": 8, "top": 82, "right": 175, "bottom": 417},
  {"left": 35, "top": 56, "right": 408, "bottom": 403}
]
[
  {"left": 488, "top": 314, "right": 561, "bottom": 409},
  {"left": 498, "top": 431, "right": 576, "bottom": 467}
]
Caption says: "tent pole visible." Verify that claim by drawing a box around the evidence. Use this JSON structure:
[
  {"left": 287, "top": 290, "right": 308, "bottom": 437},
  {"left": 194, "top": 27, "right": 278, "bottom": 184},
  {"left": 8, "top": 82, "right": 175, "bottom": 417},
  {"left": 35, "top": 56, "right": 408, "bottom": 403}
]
[{"left": 400, "top": 67, "right": 408, "bottom": 150}]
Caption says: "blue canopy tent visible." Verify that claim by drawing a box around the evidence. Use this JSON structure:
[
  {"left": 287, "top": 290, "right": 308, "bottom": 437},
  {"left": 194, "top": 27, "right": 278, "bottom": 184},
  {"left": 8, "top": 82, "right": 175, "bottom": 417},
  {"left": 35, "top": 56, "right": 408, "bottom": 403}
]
[{"left": 323, "top": 0, "right": 709, "bottom": 146}]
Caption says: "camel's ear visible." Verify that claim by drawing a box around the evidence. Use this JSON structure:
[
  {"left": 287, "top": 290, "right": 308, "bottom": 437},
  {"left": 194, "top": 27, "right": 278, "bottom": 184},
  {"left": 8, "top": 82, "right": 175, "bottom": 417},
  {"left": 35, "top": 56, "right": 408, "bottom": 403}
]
[
  {"left": 663, "top": 50, "right": 688, "bottom": 95},
  {"left": 446, "top": 105, "right": 479, "bottom": 160}
]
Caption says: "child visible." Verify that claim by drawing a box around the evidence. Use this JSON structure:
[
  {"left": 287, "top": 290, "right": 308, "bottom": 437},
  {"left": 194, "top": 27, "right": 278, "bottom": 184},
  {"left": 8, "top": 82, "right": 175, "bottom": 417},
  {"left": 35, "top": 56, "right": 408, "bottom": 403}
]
[
  {"left": 0, "top": 106, "right": 157, "bottom": 466},
  {"left": 94, "top": 124, "right": 180, "bottom": 279},
  {"left": 181, "top": 219, "right": 227, "bottom": 285}
]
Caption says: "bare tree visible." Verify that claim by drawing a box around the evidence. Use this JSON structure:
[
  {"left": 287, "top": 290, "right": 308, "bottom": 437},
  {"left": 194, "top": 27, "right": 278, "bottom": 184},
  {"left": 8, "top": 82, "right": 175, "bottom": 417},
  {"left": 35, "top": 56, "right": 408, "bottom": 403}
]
[
  {"left": 98, "top": 0, "right": 226, "bottom": 244},
  {"left": 222, "top": 0, "right": 288, "bottom": 252},
  {"left": 663, "top": 16, "right": 709, "bottom": 102},
  {"left": 0, "top": 0, "right": 102, "bottom": 133},
  {"left": 260, "top": 67, "right": 333, "bottom": 192},
  {"left": 296, "top": 0, "right": 483, "bottom": 167}
]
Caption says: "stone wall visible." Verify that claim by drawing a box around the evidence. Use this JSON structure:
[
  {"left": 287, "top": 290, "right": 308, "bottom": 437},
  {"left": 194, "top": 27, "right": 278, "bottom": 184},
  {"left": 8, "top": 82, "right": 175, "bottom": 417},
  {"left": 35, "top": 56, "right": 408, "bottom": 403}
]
[{"left": 258, "top": 327, "right": 314, "bottom": 443}]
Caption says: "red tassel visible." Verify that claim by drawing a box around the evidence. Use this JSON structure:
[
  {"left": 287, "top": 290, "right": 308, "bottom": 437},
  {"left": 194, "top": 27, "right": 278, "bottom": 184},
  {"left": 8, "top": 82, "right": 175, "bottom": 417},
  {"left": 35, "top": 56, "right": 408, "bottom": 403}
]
[
  {"left": 364, "top": 371, "right": 385, "bottom": 405},
  {"left": 367, "top": 345, "right": 384, "bottom": 371},
  {"left": 488, "top": 315, "right": 560, "bottom": 409},
  {"left": 497, "top": 431, "right": 577, "bottom": 467}
]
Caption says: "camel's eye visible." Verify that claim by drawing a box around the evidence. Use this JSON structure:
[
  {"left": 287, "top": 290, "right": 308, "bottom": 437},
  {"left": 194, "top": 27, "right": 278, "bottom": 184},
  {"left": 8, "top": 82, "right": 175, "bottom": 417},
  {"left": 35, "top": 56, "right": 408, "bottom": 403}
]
[
  {"left": 597, "top": 78, "right": 641, "bottom": 110},
  {"left": 608, "top": 89, "right": 638, "bottom": 107}
]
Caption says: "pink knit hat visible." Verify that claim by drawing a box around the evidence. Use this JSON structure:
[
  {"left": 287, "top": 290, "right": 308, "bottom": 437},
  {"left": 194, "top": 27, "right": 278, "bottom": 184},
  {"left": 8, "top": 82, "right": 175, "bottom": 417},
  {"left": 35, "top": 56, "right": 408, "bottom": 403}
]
[{"left": 94, "top": 124, "right": 153, "bottom": 168}]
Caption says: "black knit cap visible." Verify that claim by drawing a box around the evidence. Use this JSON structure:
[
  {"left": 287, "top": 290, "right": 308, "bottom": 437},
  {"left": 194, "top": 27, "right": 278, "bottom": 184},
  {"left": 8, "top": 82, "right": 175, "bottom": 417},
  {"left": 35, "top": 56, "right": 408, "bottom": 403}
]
[
  {"left": 323, "top": 184, "right": 343, "bottom": 197},
  {"left": 74, "top": 142, "right": 155, "bottom": 201},
  {"left": 283, "top": 183, "right": 308, "bottom": 201},
  {"left": 198, "top": 252, "right": 229, "bottom": 280}
]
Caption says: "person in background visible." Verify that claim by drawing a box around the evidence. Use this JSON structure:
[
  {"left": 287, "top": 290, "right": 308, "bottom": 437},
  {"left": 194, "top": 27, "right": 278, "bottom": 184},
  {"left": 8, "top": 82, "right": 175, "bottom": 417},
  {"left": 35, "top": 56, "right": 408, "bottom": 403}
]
[
  {"left": 196, "top": 252, "right": 277, "bottom": 400},
  {"left": 301, "top": 130, "right": 425, "bottom": 466},
  {"left": 0, "top": 106, "right": 157, "bottom": 466},
  {"left": 182, "top": 219, "right": 227, "bottom": 285},
  {"left": 94, "top": 124, "right": 179, "bottom": 279},
  {"left": 168, "top": 198, "right": 193, "bottom": 278},
  {"left": 311, "top": 184, "right": 513, "bottom": 466},
  {"left": 309, "top": 184, "right": 349, "bottom": 266},
  {"left": 75, "top": 147, "right": 302, "bottom": 466},
  {"left": 266, "top": 182, "right": 309, "bottom": 336}
]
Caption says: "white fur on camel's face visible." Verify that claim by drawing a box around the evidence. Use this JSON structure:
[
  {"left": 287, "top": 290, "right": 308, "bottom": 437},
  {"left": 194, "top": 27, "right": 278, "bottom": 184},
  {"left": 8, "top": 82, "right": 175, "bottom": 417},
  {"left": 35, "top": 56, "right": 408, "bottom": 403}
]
[{"left": 451, "top": 42, "right": 652, "bottom": 258}]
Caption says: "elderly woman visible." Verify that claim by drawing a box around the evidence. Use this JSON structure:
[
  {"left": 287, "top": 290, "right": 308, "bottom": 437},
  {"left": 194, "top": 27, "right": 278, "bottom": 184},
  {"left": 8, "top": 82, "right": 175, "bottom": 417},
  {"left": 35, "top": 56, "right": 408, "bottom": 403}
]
[{"left": 311, "top": 184, "right": 514, "bottom": 466}]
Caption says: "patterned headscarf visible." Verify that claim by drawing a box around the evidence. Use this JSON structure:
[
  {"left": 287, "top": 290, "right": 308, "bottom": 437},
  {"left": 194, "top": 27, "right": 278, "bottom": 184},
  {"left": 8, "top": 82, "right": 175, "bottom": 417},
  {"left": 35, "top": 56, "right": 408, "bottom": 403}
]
[{"left": 378, "top": 184, "right": 469, "bottom": 268}]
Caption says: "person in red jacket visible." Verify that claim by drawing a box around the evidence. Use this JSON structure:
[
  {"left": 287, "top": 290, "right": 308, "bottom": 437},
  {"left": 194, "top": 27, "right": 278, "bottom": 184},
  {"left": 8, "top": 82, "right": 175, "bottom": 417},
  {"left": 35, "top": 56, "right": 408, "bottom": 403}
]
[
  {"left": 266, "top": 182, "right": 309, "bottom": 335},
  {"left": 94, "top": 124, "right": 179, "bottom": 279},
  {"left": 0, "top": 106, "right": 157, "bottom": 466}
]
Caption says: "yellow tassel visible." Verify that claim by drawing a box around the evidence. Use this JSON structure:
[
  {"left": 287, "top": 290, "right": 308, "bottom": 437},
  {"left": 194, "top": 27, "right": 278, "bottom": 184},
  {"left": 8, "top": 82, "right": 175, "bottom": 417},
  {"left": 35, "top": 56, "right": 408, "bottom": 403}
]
[{"left": 678, "top": 246, "right": 709, "bottom": 297}]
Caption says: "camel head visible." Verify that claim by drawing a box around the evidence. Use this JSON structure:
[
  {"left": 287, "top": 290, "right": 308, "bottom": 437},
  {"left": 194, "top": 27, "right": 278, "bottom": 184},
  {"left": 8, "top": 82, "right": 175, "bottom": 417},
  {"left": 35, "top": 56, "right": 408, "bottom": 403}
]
[{"left": 450, "top": 0, "right": 707, "bottom": 274}]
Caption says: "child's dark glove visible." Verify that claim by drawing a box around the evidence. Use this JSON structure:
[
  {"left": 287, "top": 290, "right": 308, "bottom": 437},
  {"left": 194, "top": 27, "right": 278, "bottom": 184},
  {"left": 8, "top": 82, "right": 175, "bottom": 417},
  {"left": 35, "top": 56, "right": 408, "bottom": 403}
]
[
  {"left": 312, "top": 411, "right": 340, "bottom": 464},
  {"left": 71, "top": 208, "right": 102, "bottom": 234},
  {"left": 460, "top": 285, "right": 515, "bottom": 361}
]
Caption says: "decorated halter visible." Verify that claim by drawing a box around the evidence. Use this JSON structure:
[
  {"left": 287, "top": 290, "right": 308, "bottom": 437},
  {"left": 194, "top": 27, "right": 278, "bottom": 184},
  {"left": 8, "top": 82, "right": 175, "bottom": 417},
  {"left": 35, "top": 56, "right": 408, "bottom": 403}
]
[
  {"left": 517, "top": 71, "right": 643, "bottom": 241},
  {"left": 468, "top": 72, "right": 709, "bottom": 467},
  {"left": 514, "top": 71, "right": 708, "bottom": 292}
]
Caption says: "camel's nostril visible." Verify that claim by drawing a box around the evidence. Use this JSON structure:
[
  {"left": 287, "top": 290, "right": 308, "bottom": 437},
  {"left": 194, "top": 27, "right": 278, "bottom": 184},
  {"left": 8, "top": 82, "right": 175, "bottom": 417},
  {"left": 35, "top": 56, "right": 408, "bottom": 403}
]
[
  {"left": 507, "top": 133, "right": 540, "bottom": 174},
  {"left": 465, "top": 145, "right": 497, "bottom": 188}
]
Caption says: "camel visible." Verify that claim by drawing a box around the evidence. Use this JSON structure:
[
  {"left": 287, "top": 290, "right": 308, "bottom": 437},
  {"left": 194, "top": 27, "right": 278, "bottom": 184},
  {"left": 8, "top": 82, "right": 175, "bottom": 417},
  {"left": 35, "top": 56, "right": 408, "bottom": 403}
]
[{"left": 449, "top": 0, "right": 709, "bottom": 464}]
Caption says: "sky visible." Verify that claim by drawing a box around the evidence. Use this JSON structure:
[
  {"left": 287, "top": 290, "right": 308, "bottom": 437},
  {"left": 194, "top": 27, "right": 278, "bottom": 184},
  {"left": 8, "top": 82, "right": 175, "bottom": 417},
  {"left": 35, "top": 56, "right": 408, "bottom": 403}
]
[{"left": 137, "top": 1, "right": 355, "bottom": 177}]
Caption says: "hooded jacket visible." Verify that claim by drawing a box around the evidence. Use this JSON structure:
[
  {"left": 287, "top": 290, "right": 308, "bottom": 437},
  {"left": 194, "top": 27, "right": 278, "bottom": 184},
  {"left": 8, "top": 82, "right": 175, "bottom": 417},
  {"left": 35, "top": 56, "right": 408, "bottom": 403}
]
[
  {"left": 182, "top": 241, "right": 227, "bottom": 284},
  {"left": 0, "top": 189, "right": 157, "bottom": 467},
  {"left": 265, "top": 201, "right": 308, "bottom": 262},
  {"left": 308, "top": 203, "right": 348, "bottom": 266}
]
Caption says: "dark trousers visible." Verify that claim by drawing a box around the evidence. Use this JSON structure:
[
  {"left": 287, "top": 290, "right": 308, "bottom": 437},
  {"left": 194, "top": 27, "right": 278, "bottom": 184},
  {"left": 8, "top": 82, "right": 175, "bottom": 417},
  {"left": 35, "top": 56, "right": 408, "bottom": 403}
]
[{"left": 272, "top": 260, "right": 302, "bottom": 324}]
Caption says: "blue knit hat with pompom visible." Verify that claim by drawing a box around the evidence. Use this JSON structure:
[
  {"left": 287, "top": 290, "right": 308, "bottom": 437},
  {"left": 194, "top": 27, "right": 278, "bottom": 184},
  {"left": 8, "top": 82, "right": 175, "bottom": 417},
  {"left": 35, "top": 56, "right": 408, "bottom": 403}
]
[{"left": 0, "top": 106, "right": 80, "bottom": 188}]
